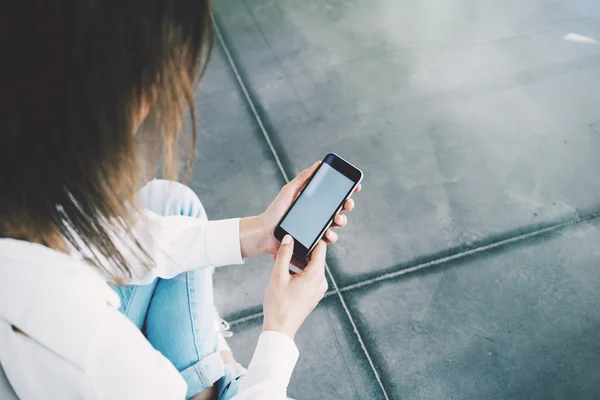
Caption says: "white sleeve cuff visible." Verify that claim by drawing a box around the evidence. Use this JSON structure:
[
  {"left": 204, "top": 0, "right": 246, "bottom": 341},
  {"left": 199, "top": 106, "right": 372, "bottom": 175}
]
[
  {"left": 205, "top": 218, "right": 245, "bottom": 267},
  {"left": 248, "top": 331, "right": 299, "bottom": 385}
]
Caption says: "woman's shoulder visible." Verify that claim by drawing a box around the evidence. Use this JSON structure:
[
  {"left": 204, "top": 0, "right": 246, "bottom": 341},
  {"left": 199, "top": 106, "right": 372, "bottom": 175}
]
[
  {"left": 0, "top": 238, "right": 120, "bottom": 366},
  {"left": 0, "top": 320, "right": 94, "bottom": 399}
]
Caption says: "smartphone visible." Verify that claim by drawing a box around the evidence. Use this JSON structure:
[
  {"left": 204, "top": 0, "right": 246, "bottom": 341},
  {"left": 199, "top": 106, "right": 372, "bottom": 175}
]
[{"left": 274, "top": 153, "right": 363, "bottom": 268}]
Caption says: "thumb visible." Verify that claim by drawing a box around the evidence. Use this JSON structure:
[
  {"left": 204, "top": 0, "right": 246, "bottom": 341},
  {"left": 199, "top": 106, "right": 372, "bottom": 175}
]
[
  {"left": 273, "top": 235, "right": 294, "bottom": 283},
  {"left": 287, "top": 161, "right": 320, "bottom": 194}
]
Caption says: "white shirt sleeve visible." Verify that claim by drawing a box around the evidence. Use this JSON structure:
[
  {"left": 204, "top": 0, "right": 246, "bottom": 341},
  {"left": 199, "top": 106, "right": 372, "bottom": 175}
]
[
  {"left": 232, "top": 331, "right": 300, "bottom": 400},
  {"left": 87, "top": 305, "right": 187, "bottom": 400},
  {"left": 110, "top": 210, "right": 244, "bottom": 285}
]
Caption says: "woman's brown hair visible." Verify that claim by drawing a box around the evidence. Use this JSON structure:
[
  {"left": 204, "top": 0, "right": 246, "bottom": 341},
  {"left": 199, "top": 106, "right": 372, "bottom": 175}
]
[{"left": 0, "top": 1, "right": 213, "bottom": 279}]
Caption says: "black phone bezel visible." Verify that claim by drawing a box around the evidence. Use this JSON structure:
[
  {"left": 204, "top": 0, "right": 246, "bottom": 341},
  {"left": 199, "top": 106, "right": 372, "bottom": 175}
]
[{"left": 274, "top": 153, "right": 363, "bottom": 261}]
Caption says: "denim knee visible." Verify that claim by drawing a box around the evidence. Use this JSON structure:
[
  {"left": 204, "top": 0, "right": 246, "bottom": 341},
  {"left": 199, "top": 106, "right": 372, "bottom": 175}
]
[{"left": 137, "top": 179, "right": 207, "bottom": 221}]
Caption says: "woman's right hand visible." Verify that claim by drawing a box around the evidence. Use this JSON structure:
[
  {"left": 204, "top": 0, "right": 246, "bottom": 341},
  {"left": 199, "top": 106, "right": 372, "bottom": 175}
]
[{"left": 262, "top": 235, "right": 328, "bottom": 339}]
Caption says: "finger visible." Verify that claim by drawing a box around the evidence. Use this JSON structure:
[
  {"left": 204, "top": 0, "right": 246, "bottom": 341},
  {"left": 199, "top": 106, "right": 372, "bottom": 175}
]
[
  {"left": 355, "top": 183, "right": 362, "bottom": 193},
  {"left": 292, "top": 162, "right": 320, "bottom": 185},
  {"left": 323, "top": 229, "right": 338, "bottom": 243},
  {"left": 299, "top": 161, "right": 321, "bottom": 178},
  {"left": 303, "top": 240, "right": 327, "bottom": 279},
  {"left": 286, "top": 162, "right": 321, "bottom": 194},
  {"left": 332, "top": 214, "right": 347, "bottom": 227},
  {"left": 343, "top": 198, "right": 355, "bottom": 211},
  {"left": 273, "top": 235, "right": 294, "bottom": 283}
]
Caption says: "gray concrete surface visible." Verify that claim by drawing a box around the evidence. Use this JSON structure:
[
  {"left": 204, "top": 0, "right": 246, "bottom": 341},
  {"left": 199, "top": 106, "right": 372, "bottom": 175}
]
[{"left": 192, "top": 1, "right": 600, "bottom": 398}]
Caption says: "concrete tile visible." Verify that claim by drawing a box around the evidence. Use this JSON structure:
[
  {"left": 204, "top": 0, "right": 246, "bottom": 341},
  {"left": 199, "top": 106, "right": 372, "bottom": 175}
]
[
  {"left": 227, "top": 295, "right": 386, "bottom": 400},
  {"left": 214, "top": 0, "right": 600, "bottom": 285},
  {"left": 191, "top": 45, "right": 286, "bottom": 320},
  {"left": 215, "top": 0, "right": 586, "bottom": 81},
  {"left": 569, "top": 0, "right": 600, "bottom": 17},
  {"left": 195, "top": 47, "right": 236, "bottom": 95},
  {"left": 345, "top": 217, "right": 600, "bottom": 399}
]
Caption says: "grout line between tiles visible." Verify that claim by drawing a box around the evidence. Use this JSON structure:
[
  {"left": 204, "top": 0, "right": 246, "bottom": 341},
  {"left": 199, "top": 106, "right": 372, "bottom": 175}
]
[
  {"left": 228, "top": 311, "right": 264, "bottom": 326},
  {"left": 339, "top": 210, "right": 600, "bottom": 293},
  {"left": 228, "top": 210, "right": 600, "bottom": 327},
  {"left": 213, "top": 18, "right": 391, "bottom": 400},
  {"left": 212, "top": 19, "right": 289, "bottom": 183}
]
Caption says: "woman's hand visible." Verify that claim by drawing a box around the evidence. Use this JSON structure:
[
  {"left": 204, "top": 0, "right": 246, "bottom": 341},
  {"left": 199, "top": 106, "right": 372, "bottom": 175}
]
[
  {"left": 239, "top": 162, "right": 361, "bottom": 265},
  {"left": 262, "top": 235, "right": 328, "bottom": 339}
]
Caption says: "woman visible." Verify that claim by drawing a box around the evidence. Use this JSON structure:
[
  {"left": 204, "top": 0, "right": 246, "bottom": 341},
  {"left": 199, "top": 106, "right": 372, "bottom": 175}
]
[{"left": 0, "top": 1, "right": 359, "bottom": 399}]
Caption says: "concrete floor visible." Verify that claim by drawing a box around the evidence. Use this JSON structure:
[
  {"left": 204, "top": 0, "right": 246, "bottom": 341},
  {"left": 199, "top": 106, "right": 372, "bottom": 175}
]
[{"left": 191, "top": 1, "right": 600, "bottom": 398}]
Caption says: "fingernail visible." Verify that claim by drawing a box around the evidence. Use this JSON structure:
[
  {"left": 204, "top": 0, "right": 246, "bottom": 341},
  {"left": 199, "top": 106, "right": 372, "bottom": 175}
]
[{"left": 282, "top": 235, "right": 292, "bottom": 245}]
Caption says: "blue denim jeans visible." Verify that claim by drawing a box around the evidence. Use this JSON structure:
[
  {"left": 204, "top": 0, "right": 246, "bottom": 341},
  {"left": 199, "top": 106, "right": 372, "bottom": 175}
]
[{"left": 110, "top": 180, "right": 245, "bottom": 399}]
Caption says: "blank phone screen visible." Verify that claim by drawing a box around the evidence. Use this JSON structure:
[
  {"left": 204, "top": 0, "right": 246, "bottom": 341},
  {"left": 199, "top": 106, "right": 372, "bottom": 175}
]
[{"left": 280, "top": 163, "right": 355, "bottom": 248}]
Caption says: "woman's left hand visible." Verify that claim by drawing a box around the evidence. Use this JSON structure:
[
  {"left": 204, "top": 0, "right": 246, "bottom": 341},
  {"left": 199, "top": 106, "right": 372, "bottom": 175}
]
[{"left": 239, "top": 161, "right": 361, "bottom": 265}]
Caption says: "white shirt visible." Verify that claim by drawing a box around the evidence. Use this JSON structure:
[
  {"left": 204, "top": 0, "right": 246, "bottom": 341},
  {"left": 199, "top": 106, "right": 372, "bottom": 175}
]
[{"left": 0, "top": 210, "right": 299, "bottom": 399}]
